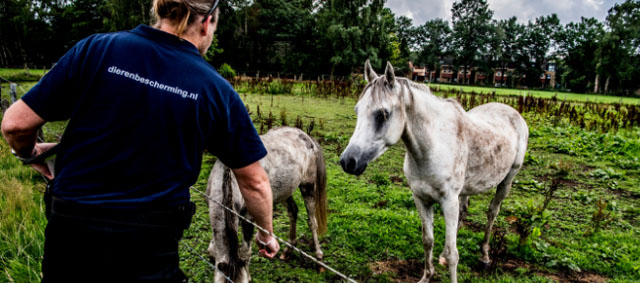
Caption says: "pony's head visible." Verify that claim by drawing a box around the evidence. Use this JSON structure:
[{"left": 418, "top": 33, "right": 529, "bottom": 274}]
[{"left": 340, "top": 60, "right": 407, "bottom": 175}]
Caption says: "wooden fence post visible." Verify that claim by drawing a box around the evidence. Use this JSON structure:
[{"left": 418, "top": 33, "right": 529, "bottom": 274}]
[
  {"left": 10, "top": 83, "right": 18, "bottom": 103},
  {"left": 1, "top": 85, "right": 10, "bottom": 114}
]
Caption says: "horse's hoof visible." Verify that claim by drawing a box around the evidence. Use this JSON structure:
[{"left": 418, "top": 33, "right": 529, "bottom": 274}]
[
  {"left": 438, "top": 256, "right": 448, "bottom": 266},
  {"left": 279, "top": 253, "right": 289, "bottom": 260},
  {"left": 479, "top": 259, "right": 491, "bottom": 270}
]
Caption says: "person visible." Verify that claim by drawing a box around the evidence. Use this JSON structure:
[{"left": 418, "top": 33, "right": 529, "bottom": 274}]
[{"left": 0, "top": 0, "right": 280, "bottom": 281}]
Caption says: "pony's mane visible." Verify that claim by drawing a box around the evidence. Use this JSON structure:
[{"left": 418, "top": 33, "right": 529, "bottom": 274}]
[{"left": 358, "top": 76, "right": 465, "bottom": 113}]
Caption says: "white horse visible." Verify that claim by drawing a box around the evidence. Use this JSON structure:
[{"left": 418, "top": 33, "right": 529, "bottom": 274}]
[
  {"left": 340, "top": 61, "right": 528, "bottom": 283},
  {"left": 206, "top": 126, "right": 327, "bottom": 283}
]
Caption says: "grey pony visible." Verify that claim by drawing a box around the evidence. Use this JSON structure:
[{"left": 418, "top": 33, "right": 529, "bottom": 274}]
[{"left": 206, "top": 126, "right": 328, "bottom": 283}]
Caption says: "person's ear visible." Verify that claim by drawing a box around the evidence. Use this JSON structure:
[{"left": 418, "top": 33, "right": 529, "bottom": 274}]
[{"left": 201, "top": 15, "right": 212, "bottom": 35}]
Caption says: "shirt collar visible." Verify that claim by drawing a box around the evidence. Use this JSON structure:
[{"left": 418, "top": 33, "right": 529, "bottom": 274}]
[{"left": 129, "top": 24, "right": 201, "bottom": 56}]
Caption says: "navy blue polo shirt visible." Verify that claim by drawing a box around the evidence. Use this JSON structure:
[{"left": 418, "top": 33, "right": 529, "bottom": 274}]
[{"left": 21, "top": 25, "right": 266, "bottom": 207}]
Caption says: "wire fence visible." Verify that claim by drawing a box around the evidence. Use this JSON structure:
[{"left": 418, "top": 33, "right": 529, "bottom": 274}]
[
  {"left": 185, "top": 186, "right": 358, "bottom": 283},
  {"left": 182, "top": 243, "right": 235, "bottom": 283}
]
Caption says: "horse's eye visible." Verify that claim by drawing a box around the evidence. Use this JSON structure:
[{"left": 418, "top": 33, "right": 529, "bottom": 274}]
[{"left": 374, "top": 109, "right": 390, "bottom": 130}]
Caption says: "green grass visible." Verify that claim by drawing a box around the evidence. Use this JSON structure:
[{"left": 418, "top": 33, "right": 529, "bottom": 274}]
[
  {"left": 0, "top": 137, "right": 48, "bottom": 283},
  {"left": 0, "top": 69, "right": 45, "bottom": 83},
  {"left": 430, "top": 83, "right": 640, "bottom": 105},
  {"left": 1, "top": 86, "right": 639, "bottom": 282}
]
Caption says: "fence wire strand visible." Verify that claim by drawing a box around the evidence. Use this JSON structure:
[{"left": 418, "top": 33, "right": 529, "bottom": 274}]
[
  {"left": 189, "top": 186, "right": 358, "bottom": 283},
  {"left": 182, "top": 243, "right": 235, "bottom": 283}
]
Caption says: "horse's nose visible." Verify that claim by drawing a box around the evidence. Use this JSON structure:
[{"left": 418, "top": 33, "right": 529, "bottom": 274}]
[{"left": 340, "top": 156, "right": 358, "bottom": 174}]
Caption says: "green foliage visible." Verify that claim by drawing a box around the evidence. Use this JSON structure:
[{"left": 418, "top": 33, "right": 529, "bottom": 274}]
[
  {"left": 451, "top": 0, "right": 494, "bottom": 84},
  {"left": 203, "top": 35, "right": 224, "bottom": 62},
  {"left": 0, "top": 138, "right": 47, "bottom": 283},
  {"left": 3, "top": 0, "right": 640, "bottom": 95},
  {"left": 412, "top": 18, "right": 451, "bottom": 73},
  {"left": 217, "top": 63, "right": 236, "bottom": 79},
  {"left": 370, "top": 173, "right": 391, "bottom": 188},
  {"left": 0, "top": 68, "right": 44, "bottom": 82}
]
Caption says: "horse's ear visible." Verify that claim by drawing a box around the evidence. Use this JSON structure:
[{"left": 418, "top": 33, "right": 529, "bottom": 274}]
[
  {"left": 385, "top": 61, "right": 396, "bottom": 87},
  {"left": 364, "top": 59, "right": 378, "bottom": 83}
]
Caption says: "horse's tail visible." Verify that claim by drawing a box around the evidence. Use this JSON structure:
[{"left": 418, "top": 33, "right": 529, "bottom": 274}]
[
  {"left": 219, "top": 167, "right": 243, "bottom": 280},
  {"left": 314, "top": 145, "right": 328, "bottom": 235}
]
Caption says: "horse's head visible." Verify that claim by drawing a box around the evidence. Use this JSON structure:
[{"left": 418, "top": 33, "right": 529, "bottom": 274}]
[{"left": 340, "top": 60, "right": 407, "bottom": 176}]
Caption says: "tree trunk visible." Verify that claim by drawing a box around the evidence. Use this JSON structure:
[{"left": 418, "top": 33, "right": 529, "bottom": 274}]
[
  {"left": 604, "top": 76, "right": 610, "bottom": 94},
  {"left": 594, "top": 74, "right": 600, "bottom": 93},
  {"left": 501, "top": 64, "right": 506, "bottom": 87}
]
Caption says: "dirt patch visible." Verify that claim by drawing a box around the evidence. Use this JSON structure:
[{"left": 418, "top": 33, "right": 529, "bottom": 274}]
[
  {"left": 370, "top": 259, "right": 424, "bottom": 282},
  {"left": 390, "top": 175, "right": 405, "bottom": 184},
  {"left": 461, "top": 219, "right": 485, "bottom": 232},
  {"left": 540, "top": 174, "right": 582, "bottom": 190},
  {"left": 606, "top": 188, "right": 640, "bottom": 199},
  {"left": 499, "top": 259, "right": 608, "bottom": 283},
  {"left": 370, "top": 258, "right": 609, "bottom": 282}
]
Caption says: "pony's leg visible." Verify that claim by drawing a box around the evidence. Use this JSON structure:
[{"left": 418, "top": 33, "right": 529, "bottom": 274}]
[
  {"left": 480, "top": 170, "right": 516, "bottom": 266},
  {"left": 281, "top": 196, "right": 298, "bottom": 260},
  {"left": 301, "top": 184, "right": 324, "bottom": 263},
  {"left": 240, "top": 217, "right": 255, "bottom": 282},
  {"left": 413, "top": 196, "right": 435, "bottom": 283},
  {"left": 439, "top": 195, "right": 460, "bottom": 283},
  {"left": 458, "top": 195, "right": 469, "bottom": 230}
]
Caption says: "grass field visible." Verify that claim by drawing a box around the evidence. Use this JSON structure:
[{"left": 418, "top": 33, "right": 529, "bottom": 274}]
[
  {"left": 430, "top": 83, "right": 640, "bottom": 105},
  {"left": 1, "top": 83, "right": 639, "bottom": 282},
  {"left": 0, "top": 69, "right": 45, "bottom": 83}
]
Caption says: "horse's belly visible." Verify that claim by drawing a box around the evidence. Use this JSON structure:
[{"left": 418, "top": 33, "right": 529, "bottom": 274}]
[{"left": 462, "top": 150, "right": 515, "bottom": 195}]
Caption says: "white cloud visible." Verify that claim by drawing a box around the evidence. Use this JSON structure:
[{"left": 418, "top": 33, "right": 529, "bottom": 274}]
[{"left": 386, "top": 0, "right": 624, "bottom": 26}]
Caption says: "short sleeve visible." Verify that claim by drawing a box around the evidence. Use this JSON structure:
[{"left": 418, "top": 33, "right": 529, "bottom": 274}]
[
  {"left": 209, "top": 89, "right": 267, "bottom": 169},
  {"left": 21, "top": 38, "right": 89, "bottom": 121}
]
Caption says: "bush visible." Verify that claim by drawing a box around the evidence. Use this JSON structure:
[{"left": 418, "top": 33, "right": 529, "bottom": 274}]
[{"left": 217, "top": 63, "right": 236, "bottom": 79}]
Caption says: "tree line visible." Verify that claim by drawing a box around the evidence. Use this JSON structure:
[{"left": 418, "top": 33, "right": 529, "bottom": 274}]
[{"left": 1, "top": 0, "right": 639, "bottom": 95}]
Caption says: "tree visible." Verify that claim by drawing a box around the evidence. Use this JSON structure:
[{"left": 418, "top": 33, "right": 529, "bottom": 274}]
[
  {"left": 451, "top": 0, "right": 494, "bottom": 84},
  {"left": 515, "top": 14, "right": 560, "bottom": 88},
  {"left": 314, "top": 0, "right": 395, "bottom": 76},
  {"left": 491, "top": 17, "right": 524, "bottom": 87},
  {"left": 554, "top": 17, "right": 604, "bottom": 93},
  {"left": 596, "top": 0, "right": 640, "bottom": 94},
  {"left": 104, "top": 0, "right": 153, "bottom": 31},
  {"left": 413, "top": 19, "right": 451, "bottom": 82},
  {"left": 394, "top": 16, "right": 414, "bottom": 67}
]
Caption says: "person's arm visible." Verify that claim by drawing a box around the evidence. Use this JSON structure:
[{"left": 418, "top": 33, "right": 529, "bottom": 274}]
[
  {"left": 1, "top": 100, "right": 55, "bottom": 179},
  {"left": 232, "top": 161, "right": 280, "bottom": 258}
]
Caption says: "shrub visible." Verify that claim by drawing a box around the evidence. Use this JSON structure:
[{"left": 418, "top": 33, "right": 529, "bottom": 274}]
[{"left": 217, "top": 63, "right": 236, "bottom": 79}]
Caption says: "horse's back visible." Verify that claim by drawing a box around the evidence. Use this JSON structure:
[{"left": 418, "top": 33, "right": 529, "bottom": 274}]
[
  {"left": 260, "top": 127, "right": 321, "bottom": 202},
  {"left": 467, "top": 103, "right": 528, "bottom": 144},
  {"left": 462, "top": 103, "right": 528, "bottom": 194}
]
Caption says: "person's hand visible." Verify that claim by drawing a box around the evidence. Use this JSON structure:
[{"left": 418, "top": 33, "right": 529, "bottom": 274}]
[
  {"left": 256, "top": 232, "right": 280, "bottom": 259},
  {"left": 30, "top": 143, "right": 57, "bottom": 180}
]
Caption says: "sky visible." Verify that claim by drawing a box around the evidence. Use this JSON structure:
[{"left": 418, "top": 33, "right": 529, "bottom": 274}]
[{"left": 385, "top": 0, "right": 625, "bottom": 26}]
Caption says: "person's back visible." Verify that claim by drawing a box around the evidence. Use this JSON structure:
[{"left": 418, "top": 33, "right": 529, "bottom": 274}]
[
  {"left": 1, "top": 0, "right": 280, "bottom": 281},
  {"left": 33, "top": 25, "right": 260, "bottom": 207}
]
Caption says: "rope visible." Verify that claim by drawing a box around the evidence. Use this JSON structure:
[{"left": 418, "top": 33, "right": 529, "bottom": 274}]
[
  {"left": 182, "top": 243, "right": 235, "bottom": 283},
  {"left": 190, "top": 186, "right": 358, "bottom": 283}
]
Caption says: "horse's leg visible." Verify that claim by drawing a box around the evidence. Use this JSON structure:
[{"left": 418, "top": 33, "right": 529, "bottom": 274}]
[
  {"left": 301, "top": 184, "right": 324, "bottom": 269},
  {"left": 458, "top": 195, "right": 469, "bottom": 230},
  {"left": 413, "top": 195, "right": 435, "bottom": 283},
  {"left": 240, "top": 216, "right": 255, "bottom": 282},
  {"left": 439, "top": 195, "right": 460, "bottom": 283},
  {"left": 280, "top": 196, "right": 298, "bottom": 260},
  {"left": 480, "top": 170, "right": 516, "bottom": 267}
]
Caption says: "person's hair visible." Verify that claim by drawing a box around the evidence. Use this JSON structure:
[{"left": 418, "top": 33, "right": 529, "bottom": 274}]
[{"left": 152, "top": 0, "right": 219, "bottom": 37}]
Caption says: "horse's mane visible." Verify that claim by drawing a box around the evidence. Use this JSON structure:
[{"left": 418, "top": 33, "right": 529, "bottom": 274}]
[{"left": 360, "top": 76, "right": 464, "bottom": 113}]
